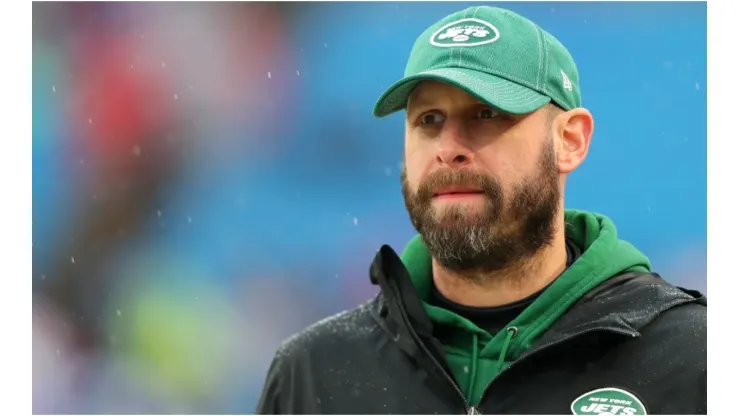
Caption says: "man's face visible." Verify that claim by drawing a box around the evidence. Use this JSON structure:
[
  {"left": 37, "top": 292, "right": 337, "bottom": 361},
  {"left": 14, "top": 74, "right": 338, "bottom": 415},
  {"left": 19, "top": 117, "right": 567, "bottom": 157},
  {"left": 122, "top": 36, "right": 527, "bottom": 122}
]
[{"left": 401, "top": 81, "right": 562, "bottom": 276}]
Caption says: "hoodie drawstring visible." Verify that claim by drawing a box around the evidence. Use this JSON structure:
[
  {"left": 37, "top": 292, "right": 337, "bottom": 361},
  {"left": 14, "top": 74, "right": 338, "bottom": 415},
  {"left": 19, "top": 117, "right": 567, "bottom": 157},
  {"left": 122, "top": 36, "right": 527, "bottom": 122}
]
[
  {"left": 466, "top": 326, "right": 518, "bottom": 403},
  {"left": 497, "top": 326, "right": 518, "bottom": 373},
  {"left": 466, "top": 333, "right": 479, "bottom": 401}
]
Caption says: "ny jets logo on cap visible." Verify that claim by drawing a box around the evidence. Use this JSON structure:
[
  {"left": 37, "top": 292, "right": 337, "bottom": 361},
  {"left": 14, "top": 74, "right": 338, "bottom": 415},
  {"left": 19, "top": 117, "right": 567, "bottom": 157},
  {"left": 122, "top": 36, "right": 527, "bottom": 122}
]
[
  {"left": 430, "top": 18, "right": 500, "bottom": 48},
  {"left": 570, "top": 387, "right": 648, "bottom": 415}
]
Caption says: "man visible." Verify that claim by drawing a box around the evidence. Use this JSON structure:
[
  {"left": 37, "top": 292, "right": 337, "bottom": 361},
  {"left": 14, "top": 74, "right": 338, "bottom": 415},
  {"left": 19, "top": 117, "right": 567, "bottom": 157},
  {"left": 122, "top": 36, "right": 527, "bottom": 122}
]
[{"left": 257, "top": 6, "right": 706, "bottom": 415}]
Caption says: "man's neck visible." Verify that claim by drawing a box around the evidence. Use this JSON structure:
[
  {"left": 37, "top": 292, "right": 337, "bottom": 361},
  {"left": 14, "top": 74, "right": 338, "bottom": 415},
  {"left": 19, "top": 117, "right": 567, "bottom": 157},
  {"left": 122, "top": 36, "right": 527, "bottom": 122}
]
[{"left": 431, "top": 228, "right": 568, "bottom": 308}]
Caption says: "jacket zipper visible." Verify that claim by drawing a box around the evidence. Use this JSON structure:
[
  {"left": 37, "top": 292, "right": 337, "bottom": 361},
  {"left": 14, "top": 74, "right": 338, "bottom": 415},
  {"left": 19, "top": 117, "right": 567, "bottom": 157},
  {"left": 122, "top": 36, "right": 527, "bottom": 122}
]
[
  {"left": 391, "top": 289, "right": 474, "bottom": 414},
  {"left": 414, "top": 329, "right": 474, "bottom": 415},
  {"left": 470, "top": 326, "right": 638, "bottom": 413}
]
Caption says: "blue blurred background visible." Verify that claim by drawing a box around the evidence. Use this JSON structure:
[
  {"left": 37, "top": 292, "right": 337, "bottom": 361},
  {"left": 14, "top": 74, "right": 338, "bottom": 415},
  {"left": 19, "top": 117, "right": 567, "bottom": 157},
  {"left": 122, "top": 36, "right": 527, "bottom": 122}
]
[{"left": 32, "top": 2, "right": 706, "bottom": 413}]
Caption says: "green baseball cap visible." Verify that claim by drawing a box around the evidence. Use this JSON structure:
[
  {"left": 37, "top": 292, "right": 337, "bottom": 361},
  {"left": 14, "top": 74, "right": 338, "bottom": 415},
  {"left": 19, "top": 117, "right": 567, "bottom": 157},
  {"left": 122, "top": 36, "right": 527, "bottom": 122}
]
[{"left": 373, "top": 6, "right": 581, "bottom": 117}]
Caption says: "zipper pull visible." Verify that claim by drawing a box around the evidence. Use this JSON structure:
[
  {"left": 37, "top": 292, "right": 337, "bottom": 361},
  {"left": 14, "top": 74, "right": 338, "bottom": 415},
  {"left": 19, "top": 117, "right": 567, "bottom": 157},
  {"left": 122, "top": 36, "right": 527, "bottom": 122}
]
[{"left": 467, "top": 406, "right": 480, "bottom": 415}]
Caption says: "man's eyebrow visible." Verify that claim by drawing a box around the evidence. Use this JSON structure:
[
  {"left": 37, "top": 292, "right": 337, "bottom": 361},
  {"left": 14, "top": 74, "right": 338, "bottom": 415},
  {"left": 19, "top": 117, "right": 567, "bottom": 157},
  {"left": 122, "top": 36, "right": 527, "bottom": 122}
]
[
  {"left": 407, "top": 95, "right": 493, "bottom": 114},
  {"left": 407, "top": 90, "right": 432, "bottom": 109},
  {"left": 405, "top": 93, "right": 437, "bottom": 120}
]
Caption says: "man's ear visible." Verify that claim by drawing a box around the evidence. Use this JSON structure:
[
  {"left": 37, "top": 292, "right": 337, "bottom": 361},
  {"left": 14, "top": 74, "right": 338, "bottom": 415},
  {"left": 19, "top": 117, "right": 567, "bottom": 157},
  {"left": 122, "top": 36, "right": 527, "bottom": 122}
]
[{"left": 553, "top": 107, "right": 594, "bottom": 174}]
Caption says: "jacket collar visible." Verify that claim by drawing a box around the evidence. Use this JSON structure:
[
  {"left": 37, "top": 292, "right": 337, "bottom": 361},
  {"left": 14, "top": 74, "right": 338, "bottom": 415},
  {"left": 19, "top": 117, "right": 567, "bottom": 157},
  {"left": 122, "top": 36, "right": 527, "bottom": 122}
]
[{"left": 369, "top": 244, "right": 705, "bottom": 349}]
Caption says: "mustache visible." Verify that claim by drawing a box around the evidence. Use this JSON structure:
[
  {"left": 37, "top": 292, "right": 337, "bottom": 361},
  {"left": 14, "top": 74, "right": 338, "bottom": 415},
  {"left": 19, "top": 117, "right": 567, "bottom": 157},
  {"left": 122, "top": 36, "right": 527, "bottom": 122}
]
[{"left": 415, "top": 169, "right": 498, "bottom": 201}]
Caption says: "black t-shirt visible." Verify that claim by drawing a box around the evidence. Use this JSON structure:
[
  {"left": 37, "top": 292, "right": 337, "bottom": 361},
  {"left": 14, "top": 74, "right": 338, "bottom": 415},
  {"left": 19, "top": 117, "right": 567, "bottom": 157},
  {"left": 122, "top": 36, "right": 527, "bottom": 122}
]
[{"left": 429, "top": 239, "right": 581, "bottom": 335}]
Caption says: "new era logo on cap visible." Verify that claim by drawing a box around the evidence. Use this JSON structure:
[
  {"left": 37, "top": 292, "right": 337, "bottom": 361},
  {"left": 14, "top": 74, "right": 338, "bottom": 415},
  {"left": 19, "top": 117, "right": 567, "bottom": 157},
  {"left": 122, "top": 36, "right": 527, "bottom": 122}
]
[
  {"left": 429, "top": 18, "right": 500, "bottom": 48},
  {"left": 561, "top": 70, "right": 573, "bottom": 91}
]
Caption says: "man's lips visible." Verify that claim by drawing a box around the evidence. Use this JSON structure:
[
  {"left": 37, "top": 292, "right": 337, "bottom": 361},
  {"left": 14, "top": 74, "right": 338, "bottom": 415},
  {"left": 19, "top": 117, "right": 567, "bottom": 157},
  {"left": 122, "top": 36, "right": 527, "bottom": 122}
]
[{"left": 432, "top": 187, "right": 484, "bottom": 197}]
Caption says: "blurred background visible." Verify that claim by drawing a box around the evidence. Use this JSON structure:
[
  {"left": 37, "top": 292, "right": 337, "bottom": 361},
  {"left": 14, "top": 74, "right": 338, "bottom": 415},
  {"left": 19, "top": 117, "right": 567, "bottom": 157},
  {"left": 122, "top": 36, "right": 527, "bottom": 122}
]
[{"left": 32, "top": 2, "right": 707, "bottom": 414}]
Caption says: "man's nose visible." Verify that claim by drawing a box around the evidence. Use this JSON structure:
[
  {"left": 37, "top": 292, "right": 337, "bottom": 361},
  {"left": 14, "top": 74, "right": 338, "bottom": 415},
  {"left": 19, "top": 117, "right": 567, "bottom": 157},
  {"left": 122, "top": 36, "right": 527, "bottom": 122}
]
[{"left": 435, "top": 123, "right": 474, "bottom": 168}]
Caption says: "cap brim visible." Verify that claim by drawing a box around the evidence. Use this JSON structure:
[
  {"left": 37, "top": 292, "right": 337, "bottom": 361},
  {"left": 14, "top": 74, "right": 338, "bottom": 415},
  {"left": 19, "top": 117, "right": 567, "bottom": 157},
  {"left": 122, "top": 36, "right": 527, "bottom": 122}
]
[{"left": 373, "top": 67, "right": 551, "bottom": 118}]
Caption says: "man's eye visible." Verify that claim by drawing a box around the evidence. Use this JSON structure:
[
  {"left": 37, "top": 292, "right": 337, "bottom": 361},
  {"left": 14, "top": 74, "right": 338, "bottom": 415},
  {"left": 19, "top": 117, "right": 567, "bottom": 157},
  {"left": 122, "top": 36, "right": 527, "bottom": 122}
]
[
  {"left": 477, "top": 108, "right": 500, "bottom": 119},
  {"left": 420, "top": 112, "right": 444, "bottom": 125}
]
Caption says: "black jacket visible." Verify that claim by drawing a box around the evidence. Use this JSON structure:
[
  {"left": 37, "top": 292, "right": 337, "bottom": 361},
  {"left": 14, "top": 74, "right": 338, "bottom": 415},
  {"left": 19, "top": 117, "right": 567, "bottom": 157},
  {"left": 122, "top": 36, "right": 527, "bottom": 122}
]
[{"left": 256, "top": 245, "right": 707, "bottom": 414}]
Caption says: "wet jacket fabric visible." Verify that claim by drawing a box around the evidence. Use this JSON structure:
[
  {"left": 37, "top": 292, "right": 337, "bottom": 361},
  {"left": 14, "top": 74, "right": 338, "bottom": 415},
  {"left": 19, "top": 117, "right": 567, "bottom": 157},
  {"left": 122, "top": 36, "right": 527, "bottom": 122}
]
[{"left": 256, "top": 211, "right": 707, "bottom": 414}]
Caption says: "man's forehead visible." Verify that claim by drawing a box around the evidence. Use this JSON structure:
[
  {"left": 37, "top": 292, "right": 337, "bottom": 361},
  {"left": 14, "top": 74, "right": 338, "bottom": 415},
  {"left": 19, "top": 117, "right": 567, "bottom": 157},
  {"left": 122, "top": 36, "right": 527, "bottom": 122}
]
[{"left": 406, "top": 81, "right": 551, "bottom": 118}]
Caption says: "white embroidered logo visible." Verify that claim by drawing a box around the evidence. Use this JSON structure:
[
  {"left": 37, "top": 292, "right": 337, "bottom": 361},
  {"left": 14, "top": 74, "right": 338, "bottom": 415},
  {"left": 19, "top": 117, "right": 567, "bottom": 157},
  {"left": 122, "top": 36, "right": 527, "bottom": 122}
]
[
  {"left": 561, "top": 70, "right": 573, "bottom": 92},
  {"left": 430, "top": 18, "right": 500, "bottom": 48}
]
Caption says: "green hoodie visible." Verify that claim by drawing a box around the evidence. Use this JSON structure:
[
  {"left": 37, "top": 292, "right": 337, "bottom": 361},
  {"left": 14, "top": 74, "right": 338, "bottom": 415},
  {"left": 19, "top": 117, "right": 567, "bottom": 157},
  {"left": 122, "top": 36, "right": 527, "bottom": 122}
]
[{"left": 399, "top": 209, "right": 651, "bottom": 406}]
